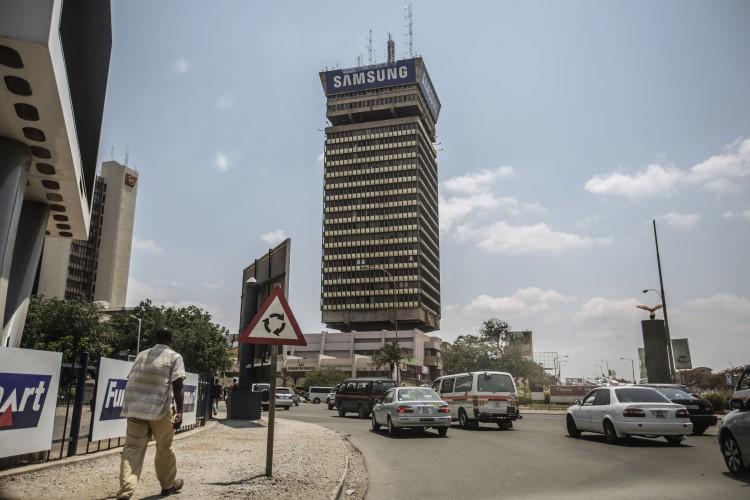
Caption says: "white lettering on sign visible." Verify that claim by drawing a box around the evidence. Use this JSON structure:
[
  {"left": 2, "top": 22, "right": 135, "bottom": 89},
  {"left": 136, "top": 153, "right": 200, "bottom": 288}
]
[
  {"left": 105, "top": 380, "right": 124, "bottom": 409},
  {"left": 0, "top": 381, "right": 46, "bottom": 413},
  {"left": 332, "top": 64, "right": 411, "bottom": 90}
]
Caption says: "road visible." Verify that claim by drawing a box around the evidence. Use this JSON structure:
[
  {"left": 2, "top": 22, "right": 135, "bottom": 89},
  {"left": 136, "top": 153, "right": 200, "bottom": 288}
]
[{"left": 280, "top": 404, "right": 749, "bottom": 499}]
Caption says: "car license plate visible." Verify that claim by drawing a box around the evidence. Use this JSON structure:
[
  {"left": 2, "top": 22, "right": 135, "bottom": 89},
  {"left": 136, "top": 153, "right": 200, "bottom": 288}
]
[
  {"left": 652, "top": 410, "right": 666, "bottom": 419},
  {"left": 418, "top": 406, "right": 431, "bottom": 415},
  {"left": 686, "top": 405, "right": 699, "bottom": 410},
  {"left": 419, "top": 418, "right": 434, "bottom": 422}
]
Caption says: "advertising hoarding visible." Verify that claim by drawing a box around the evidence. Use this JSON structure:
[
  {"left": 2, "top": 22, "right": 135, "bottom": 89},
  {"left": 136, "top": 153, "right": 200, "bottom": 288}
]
[
  {"left": 323, "top": 59, "right": 416, "bottom": 96},
  {"left": 671, "top": 338, "right": 692, "bottom": 370},
  {"left": 0, "top": 348, "right": 62, "bottom": 458},
  {"left": 181, "top": 373, "right": 199, "bottom": 427},
  {"left": 548, "top": 385, "right": 589, "bottom": 404},
  {"left": 507, "top": 331, "right": 533, "bottom": 360},
  {"left": 642, "top": 320, "right": 671, "bottom": 383},
  {"left": 90, "top": 357, "right": 133, "bottom": 441}
]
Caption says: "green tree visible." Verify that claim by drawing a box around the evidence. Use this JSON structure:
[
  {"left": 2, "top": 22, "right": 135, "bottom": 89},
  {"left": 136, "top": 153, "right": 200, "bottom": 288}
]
[
  {"left": 479, "top": 318, "right": 510, "bottom": 349},
  {"left": 304, "top": 368, "right": 347, "bottom": 388},
  {"left": 108, "top": 300, "right": 229, "bottom": 375},
  {"left": 21, "top": 295, "right": 114, "bottom": 363},
  {"left": 442, "top": 334, "right": 500, "bottom": 374},
  {"left": 371, "top": 342, "right": 406, "bottom": 380}
]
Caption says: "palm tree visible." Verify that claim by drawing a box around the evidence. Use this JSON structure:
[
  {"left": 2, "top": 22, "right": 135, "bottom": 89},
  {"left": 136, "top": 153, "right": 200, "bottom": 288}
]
[{"left": 372, "top": 342, "right": 406, "bottom": 382}]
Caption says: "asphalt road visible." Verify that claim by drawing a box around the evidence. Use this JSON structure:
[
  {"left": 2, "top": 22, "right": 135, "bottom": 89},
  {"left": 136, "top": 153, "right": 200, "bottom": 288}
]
[{"left": 280, "top": 404, "right": 749, "bottom": 499}]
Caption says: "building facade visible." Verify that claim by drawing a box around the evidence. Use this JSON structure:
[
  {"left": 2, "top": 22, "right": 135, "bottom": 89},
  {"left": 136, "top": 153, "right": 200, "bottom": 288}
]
[
  {"left": 279, "top": 329, "right": 444, "bottom": 387},
  {"left": 36, "top": 161, "right": 138, "bottom": 308},
  {"left": 319, "top": 56, "right": 442, "bottom": 332}
]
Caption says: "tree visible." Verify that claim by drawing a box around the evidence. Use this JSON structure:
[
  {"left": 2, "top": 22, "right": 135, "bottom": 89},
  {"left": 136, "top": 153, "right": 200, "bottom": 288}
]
[
  {"left": 442, "top": 334, "right": 500, "bottom": 374},
  {"left": 372, "top": 342, "right": 406, "bottom": 380},
  {"left": 108, "top": 300, "right": 230, "bottom": 375},
  {"left": 479, "top": 318, "right": 510, "bottom": 349},
  {"left": 22, "top": 295, "right": 114, "bottom": 363},
  {"left": 304, "top": 368, "right": 347, "bottom": 388}
]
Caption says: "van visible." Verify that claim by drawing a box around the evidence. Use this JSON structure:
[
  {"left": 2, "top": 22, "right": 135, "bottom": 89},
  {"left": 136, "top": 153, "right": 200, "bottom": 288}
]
[
  {"left": 731, "top": 365, "right": 750, "bottom": 409},
  {"left": 307, "top": 386, "right": 334, "bottom": 404},
  {"left": 336, "top": 377, "right": 397, "bottom": 418},
  {"left": 432, "top": 371, "right": 521, "bottom": 429}
]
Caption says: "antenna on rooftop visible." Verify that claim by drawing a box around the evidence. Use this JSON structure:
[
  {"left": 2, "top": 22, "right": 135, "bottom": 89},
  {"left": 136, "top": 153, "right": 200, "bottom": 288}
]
[
  {"left": 368, "top": 28, "right": 374, "bottom": 64},
  {"left": 387, "top": 33, "right": 395, "bottom": 63},
  {"left": 356, "top": 55, "right": 362, "bottom": 67},
  {"left": 109, "top": 146, "right": 115, "bottom": 160},
  {"left": 404, "top": 3, "right": 414, "bottom": 57},
  {"left": 124, "top": 148, "right": 129, "bottom": 166}
]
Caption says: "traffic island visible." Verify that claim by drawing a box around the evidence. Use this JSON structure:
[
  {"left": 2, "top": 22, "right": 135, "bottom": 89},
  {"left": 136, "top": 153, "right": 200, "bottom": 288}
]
[{"left": 0, "top": 417, "right": 366, "bottom": 500}]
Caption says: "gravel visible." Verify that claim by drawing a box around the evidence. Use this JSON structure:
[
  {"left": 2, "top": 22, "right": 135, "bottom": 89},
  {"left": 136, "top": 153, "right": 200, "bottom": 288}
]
[{"left": 0, "top": 417, "right": 365, "bottom": 500}]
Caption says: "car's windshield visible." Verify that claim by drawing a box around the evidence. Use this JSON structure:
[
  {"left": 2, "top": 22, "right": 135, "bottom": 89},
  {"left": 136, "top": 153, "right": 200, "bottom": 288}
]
[
  {"left": 397, "top": 388, "right": 441, "bottom": 401},
  {"left": 615, "top": 388, "right": 671, "bottom": 403},
  {"left": 653, "top": 388, "right": 695, "bottom": 400},
  {"left": 476, "top": 373, "right": 514, "bottom": 393},
  {"left": 276, "top": 388, "right": 291, "bottom": 394}
]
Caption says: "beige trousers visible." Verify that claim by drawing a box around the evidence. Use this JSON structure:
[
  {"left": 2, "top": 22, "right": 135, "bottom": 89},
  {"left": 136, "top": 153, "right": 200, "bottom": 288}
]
[{"left": 117, "top": 412, "right": 177, "bottom": 497}]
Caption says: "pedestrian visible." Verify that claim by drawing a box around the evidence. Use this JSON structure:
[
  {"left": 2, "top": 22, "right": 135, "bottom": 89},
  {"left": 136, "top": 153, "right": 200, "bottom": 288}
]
[
  {"left": 116, "top": 328, "right": 186, "bottom": 499},
  {"left": 212, "top": 377, "right": 222, "bottom": 416}
]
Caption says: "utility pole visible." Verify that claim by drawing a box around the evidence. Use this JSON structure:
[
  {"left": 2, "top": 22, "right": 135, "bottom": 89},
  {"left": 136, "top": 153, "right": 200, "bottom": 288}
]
[{"left": 652, "top": 220, "right": 676, "bottom": 381}]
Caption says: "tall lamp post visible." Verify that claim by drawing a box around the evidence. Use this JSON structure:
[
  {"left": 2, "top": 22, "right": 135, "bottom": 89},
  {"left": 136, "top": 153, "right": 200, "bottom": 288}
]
[
  {"left": 643, "top": 287, "right": 675, "bottom": 381},
  {"left": 128, "top": 315, "right": 142, "bottom": 355},
  {"left": 620, "top": 357, "right": 636, "bottom": 384},
  {"left": 358, "top": 265, "right": 399, "bottom": 383}
]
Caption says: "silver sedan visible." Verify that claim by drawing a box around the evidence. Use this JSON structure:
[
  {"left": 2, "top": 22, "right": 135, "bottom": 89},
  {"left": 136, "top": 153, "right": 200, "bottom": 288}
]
[{"left": 371, "top": 387, "right": 451, "bottom": 437}]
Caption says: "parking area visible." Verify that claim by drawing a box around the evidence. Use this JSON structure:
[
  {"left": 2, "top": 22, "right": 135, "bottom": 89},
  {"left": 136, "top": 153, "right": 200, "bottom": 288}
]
[{"left": 281, "top": 403, "right": 749, "bottom": 500}]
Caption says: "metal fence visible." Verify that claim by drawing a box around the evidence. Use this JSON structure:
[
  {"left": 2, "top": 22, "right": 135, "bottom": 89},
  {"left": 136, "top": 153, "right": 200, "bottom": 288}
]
[{"left": 0, "top": 353, "right": 212, "bottom": 471}]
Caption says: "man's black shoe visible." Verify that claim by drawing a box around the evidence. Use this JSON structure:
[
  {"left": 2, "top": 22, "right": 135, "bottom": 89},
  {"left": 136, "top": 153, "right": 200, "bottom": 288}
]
[{"left": 160, "top": 478, "right": 184, "bottom": 496}]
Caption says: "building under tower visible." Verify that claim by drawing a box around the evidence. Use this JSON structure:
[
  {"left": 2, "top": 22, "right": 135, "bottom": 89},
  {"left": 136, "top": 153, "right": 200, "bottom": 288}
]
[{"left": 319, "top": 45, "right": 442, "bottom": 332}]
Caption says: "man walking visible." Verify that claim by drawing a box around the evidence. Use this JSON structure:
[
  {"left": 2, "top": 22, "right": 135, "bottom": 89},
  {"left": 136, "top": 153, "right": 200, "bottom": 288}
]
[
  {"left": 116, "top": 328, "right": 186, "bottom": 499},
  {"left": 212, "top": 378, "right": 222, "bottom": 416}
]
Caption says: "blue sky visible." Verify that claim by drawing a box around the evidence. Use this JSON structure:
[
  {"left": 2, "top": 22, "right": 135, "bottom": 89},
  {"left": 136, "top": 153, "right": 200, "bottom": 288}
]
[{"left": 100, "top": 0, "right": 750, "bottom": 379}]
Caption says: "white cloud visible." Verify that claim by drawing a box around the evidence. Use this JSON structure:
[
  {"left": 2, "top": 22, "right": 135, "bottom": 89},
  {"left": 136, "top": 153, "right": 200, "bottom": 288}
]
[
  {"left": 464, "top": 287, "right": 572, "bottom": 316},
  {"left": 584, "top": 138, "right": 750, "bottom": 198},
  {"left": 576, "top": 297, "right": 641, "bottom": 322},
  {"left": 174, "top": 58, "right": 189, "bottom": 74},
  {"left": 260, "top": 230, "right": 287, "bottom": 245},
  {"left": 439, "top": 194, "right": 545, "bottom": 231},
  {"left": 458, "top": 221, "right": 606, "bottom": 255},
  {"left": 721, "top": 209, "right": 750, "bottom": 220},
  {"left": 443, "top": 166, "right": 514, "bottom": 194},
  {"left": 584, "top": 164, "right": 683, "bottom": 198},
  {"left": 682, "top": 294, "right": 750, "bottom": 316},
  {"left": 202, "top": 281, "right": 224, "bottom": 289},
  {"left": 660, "top": 212, "right": 700, "bottom": 228},
  {"left": 215, "top": 152, "right": 229, "bottom": 172},
  {"left": 133, "top": 238, "right": 163, "bottom": 255}
]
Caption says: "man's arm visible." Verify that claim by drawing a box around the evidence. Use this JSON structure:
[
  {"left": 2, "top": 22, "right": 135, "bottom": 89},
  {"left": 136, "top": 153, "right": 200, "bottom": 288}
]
[{"left": 172, "top": 378, "right": 184, "bottom": 428}]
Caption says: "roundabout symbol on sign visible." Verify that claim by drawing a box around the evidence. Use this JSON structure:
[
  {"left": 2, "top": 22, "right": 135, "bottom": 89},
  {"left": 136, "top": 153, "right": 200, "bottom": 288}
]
[{"left": 263, "top": 313, "right": 286, "bottom": 336}]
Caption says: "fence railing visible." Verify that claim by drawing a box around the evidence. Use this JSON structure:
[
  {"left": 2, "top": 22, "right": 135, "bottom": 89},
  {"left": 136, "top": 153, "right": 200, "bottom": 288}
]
[{"left": 0, "top": 353, "right": 212, "bottom": 472}]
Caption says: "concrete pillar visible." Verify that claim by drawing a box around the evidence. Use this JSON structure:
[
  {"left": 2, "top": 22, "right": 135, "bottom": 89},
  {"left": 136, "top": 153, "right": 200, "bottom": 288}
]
[
  {"left": 2, "top": 201, "right": 50, "bottom": 347},
  {"left": 0, "top": 137, "right": 31, "bottom": 334}
]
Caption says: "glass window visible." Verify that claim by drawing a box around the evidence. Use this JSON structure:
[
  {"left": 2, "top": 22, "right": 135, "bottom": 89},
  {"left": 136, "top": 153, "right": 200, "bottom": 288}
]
[
  {"left": 383, "top": 390, "right": 395, "bottom": 404},
  {"left": 397, "top": 388, "right": 441, "bottom": 401},
  {"left": 615, "top": 388, "right": 671, "bottom": 403},
  {"left": 582, "top": 391, "right": 597, "bottom": 406},
  {"left": 345, "top": 382, "right": 357, "bottom": 392},
  {"left": 738, "top": 371, "right": 750, "bottom": 391},
  {"left": 653, "top": 388, "right": 695, "bottom": 400},
  {"left": 357, "top": 381, "right": 370, "bottom": 393},
  {"left": 382, "top": 380, "right": 397, "bottom": 391},
  {"left": 454, "top": 375, "right": 473, "bottom": 393},
  {"left": 476, "top": 373, "right": 515, "bottom": 393},
  {"left": 431, "top": 379, "right": 441, "bottom": 392},
  {"left": 440, "top": 378, "right": 455, "bottom": 394},
  {"left": 593, "top": 390, "right": 611, "bottom": 406}
]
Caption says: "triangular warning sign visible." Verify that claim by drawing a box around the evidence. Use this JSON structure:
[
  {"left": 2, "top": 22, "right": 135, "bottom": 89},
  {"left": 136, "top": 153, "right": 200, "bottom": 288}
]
[{"left": 239, "top": 286, "right": 307, "bottom": 346}]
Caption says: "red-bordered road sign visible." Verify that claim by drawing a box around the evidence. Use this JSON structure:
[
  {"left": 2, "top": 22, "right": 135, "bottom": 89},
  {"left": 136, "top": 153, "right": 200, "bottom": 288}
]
[{"left": 238, "top": 287, "right": 307, "bottom": 346}]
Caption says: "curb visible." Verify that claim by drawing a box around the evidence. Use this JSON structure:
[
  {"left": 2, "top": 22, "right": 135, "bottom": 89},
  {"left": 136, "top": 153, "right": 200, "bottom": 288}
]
[
  {"left": 330, "top": 454, "right": 350, "bottom": 500},
  {"left": 344, "top": 436, "right": 369, "bottom": 500},
  {"left": 0, "top": 420, "right": 217, "bottom": 480}
]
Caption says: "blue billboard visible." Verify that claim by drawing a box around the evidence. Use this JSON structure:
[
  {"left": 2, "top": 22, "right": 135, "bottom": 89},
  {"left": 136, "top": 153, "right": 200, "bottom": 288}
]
[{"left": 0, "top": 373, "right": 52, "bottom": 431}]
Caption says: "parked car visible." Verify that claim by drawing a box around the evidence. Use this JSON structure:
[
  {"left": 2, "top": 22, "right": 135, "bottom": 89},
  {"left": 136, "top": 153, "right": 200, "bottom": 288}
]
[
  {"left": 432, "top": 371, "right": 521, "bottom": 429},
  {"left": 718, "top": 395, "right": 750, "bottom": 476},
  {"left": 731, "top": 365, "right": 750, "bottom": 409},
  {"left": 307, "top": 386, "right": 334, "bottom": 404},
  {"left": 273, "top": 387, "right": 295, "bottom": 411},
  {"left": 372, "top": 386, "right": 451, "bottom": 437},
  {"left": 326, "top": 385, "right": 339, "bottom": 410},
  {"left": 641, "top": 385, "right": 717, "bottom": 435},
  {"left": 336, "top": 377, "right": 397, "bottom": 418},
  {"left": 566, "top": 386, "right": 692, "bottom": 445}
]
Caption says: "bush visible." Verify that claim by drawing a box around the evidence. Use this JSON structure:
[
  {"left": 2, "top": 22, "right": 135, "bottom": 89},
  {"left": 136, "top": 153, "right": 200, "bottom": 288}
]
[{"left": 701, "top": 390, "right": 732, "bottom": 411}]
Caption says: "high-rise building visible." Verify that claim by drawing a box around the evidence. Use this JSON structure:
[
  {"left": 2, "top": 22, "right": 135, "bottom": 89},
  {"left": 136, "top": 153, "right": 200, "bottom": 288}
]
[
  {"left": 319, "top": 53, "right": 442, "bottom": 332},
  {"left": 36, "top": 161, "right": 138, "bottom": 308}
]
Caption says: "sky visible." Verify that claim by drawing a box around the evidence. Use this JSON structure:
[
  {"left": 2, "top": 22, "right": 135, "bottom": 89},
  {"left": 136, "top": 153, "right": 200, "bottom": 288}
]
[{"left": 99, "top": 0, "right": 750, "bottom": 380}]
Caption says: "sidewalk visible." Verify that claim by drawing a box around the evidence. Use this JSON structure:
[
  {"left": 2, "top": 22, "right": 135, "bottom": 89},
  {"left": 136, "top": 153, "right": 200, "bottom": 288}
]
[{"left": 0, "top": 414, "right": 365, "bottom": 500}]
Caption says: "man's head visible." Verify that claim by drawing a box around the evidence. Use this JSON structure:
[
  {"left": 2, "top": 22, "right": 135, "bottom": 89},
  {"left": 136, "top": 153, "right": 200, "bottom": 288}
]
[{"left": 154, "top": 328, "right": 173, "bottom": 346}]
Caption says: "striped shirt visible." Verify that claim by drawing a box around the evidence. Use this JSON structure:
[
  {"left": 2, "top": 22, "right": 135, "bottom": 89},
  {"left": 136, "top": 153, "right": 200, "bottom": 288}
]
[{"left": 122, "top": 344, "right": 186, "bottom": 420}]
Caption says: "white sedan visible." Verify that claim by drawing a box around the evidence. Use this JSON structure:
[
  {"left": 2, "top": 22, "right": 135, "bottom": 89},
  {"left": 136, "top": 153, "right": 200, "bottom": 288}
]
[{"left": 566, "top": 386, "right": 692, "bottom": 445}]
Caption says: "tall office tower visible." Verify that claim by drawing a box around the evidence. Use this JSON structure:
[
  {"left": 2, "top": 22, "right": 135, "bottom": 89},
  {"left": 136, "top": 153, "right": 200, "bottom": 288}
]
[
  {"left": 37, "top": 161, "right": 138, "bottom": 308},
  {"left": 319, "top": 54, "right": 442, "bottom": 332}
]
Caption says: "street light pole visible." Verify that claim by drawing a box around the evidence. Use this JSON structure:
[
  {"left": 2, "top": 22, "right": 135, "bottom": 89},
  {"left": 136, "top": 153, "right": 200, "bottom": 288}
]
[
  {"left": 358, "top": 265, "right": 399, "bottom": 383},
  {"left": 128, "top": 315, "right": 142, "bottom": 355},
  {"left": 650, "top": 219, "right": 676, "bottom": 382},
  {"left": 620, "top": 357, "right": 636, "bottom": 384}
]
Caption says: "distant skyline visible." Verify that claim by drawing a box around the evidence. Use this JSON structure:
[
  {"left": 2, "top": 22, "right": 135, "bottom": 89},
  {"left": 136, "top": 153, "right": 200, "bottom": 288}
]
[{"left": 97, "top": 0, "right": 750, "bottom": 379}]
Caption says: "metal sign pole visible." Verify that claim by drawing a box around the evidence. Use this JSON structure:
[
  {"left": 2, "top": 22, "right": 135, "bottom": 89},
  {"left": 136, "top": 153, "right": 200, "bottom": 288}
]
[{"left": 266, "top": 344, "right": 278, "bottom": 477}]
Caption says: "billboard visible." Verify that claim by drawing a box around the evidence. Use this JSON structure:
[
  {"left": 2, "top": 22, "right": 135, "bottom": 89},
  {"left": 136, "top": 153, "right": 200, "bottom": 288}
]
[
  {"left": 181, "top": 373, "right": 199, "bottom": 427},
  {"left": 549, "top": 385, "right": 589, "bottom": 404},
  {"left": 671, "top": 338, "right": 692, "bottom": 370},
  {"left": 638, "top": 348, "right": 648, "bottom": 381},
  {"left": 0, "top": 348, "right": 62, "bottom": 459},
  {"left": 90, "top": 357, "right": 133, "bottom": 441},
  {"left": 323, "top": 59, "right": 416, "bottom": 96},
  {"left": 507, "top": 331, "right": 533, "bottom": 361},
  {"left": 642, "top": 320, "right": 671, "bottom": 383}
]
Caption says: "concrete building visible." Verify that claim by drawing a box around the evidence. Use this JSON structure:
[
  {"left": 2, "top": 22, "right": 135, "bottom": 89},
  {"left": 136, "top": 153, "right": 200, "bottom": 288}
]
[
  {"left": 318, "top": 45, "right": 442, "bottom": 333},
  {"left": 279, "top": 329, "right": 444, "bottom": 387},
  {"left": 36, "top": 161, "right": 138, "bottom": 308},
  {"left": 0, "top": 1, "right": 111, "bottom": 347}
]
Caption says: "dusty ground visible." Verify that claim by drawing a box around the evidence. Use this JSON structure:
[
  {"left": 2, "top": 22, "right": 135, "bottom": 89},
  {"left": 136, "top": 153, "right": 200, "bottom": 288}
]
[{"left": 0, "top": 416, "right": 366, "bottom": 500}]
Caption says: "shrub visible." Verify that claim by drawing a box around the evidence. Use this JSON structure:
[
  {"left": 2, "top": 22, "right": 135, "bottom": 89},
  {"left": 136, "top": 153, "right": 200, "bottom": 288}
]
[{"left": 701, "top": 390, "right": 732, "bottom": 411}]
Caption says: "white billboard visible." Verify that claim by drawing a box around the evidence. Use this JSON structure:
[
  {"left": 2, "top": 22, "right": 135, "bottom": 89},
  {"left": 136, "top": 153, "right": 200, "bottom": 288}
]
[
  {"left": 0, "top": 348, "right": 62, "bottom": 458},
  {"left": 90, "top": 357, "right": 133, "bottom": 442},
  {"left": 181, "top": 373, "right": 199, "bottom": 427}
]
